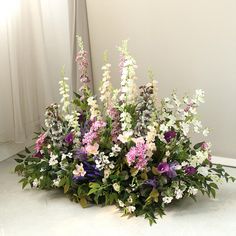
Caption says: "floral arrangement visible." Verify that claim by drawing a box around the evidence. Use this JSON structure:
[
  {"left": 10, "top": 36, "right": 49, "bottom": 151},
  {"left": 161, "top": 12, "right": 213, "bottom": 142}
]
[{"left": 15, "top": 37, "right": 234, "bottom": 225}]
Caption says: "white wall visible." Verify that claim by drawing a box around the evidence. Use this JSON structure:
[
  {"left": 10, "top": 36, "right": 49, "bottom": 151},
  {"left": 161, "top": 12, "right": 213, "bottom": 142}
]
[{"left": 86, "top": 0, "right": 236, "bottom": 158}]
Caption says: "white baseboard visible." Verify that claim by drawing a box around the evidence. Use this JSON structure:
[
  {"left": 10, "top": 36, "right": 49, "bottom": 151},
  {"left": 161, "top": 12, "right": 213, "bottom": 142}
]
[{"left": 212, "top": 156, "right": 236, "bottom": 168}]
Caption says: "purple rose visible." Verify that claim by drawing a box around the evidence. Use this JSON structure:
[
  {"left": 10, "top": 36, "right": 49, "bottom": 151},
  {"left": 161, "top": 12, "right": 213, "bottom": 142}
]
[
  {"left": 185, "top": 166, "right": 196, "bottom": 175},
  {"left": 64, "top": 132, "right": 74, "bottom": 144},
  {"left": 164, "top": 131, "right": 176, "bottom": 143}
]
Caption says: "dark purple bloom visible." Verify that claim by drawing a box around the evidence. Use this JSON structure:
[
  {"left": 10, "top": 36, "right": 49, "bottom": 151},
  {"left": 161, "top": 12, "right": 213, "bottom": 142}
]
[
  {"left": 64, "top": 132, "right": 74, "bottom": 144},
  {"left": 75, "top": 148, "right": 87, "bottom": 161},
  {"left": 164, "top": 131, "right": 176, "bottom": 143},
  {"left": 33, "top": 151, "right": 43, "bottom": 158},
  {"left": 157, "top": 162, "right": 170, "bottom": 173},
  {"left": 185, "top": 166, "right": 196, "bottom": 175}
]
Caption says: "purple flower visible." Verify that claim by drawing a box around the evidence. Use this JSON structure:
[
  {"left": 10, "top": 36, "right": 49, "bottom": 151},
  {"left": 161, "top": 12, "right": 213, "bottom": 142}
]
[
  {"left": 167, "top": 162, "right": 179, "bottom": 178},
  {"left": 73, "top": 161, "right": 101, "bottom": 182},
  {"left": 157, "top": 162, "right": 170, "bottom": 173},
  {"left": 75, "top": 148, "right": 87, "bottom": 161},
  {"left": 144, "top": 179, "right": 157, "bottom": 188},
  {"left": 164, "top": 131, "right": 176, "bottom": 143},
  {"left": 64, "top": 132, "right": 74, "bottom": 144},
  {"left": 158, "top": 161, "right": 179, "bottom": 178},
  {"left": 33, "top": 151, "right": 43, "bottom": 158},
  {"left": 185, "top": 166, "right": 196, "bottom": 175}
]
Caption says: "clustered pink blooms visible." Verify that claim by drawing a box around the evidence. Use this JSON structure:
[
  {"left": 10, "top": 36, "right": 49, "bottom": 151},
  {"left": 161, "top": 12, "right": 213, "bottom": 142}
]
[
  {"left": 108, "top": 107, "right": 122, "bottom": 143},
  {"left": 35, "top": 133, "right": 46, "bottom": 152},
  {"left": 126, "top": 139, "right": 148, "bottom": 170},
  {"left": 82, "top": 120, "right": 106, "bottom": 145},
  {"left": 76, "top": 50, "right": 90, "bottom": 84}
]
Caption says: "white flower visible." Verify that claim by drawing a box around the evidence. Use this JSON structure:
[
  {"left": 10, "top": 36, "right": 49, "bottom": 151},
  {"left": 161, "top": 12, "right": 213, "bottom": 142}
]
[
  {"left": 180, "top": 122, "right": 190, "bottom": 136},
  {"left": 193, "top": 119, "right": 202, "bottom": 133},
  {"left": 163, "top": 196, "right": 173, "bottom": 204},
  {"left": 118, "top": 130, "right": 133, "bottom": 143},
  {"left": 59, "top": 77, "right": 70, "bottom": 113},
  {"left": 111, "top": 144, "right": 121, "bottom": 154},
  {"left": 126, "top": 206, "right": 136, "bottom": 213},
  {"left": 53, "top": 177, "right": 61, "bottom": 187},
  {"left": 113, "top": 183, "right": 120, "bottom": 192},
  {"left": 49, "top": 154, "right": 58, "bottom": 166},
  {"left": 203, "top": 128, "right": 210, "bottom": 137},
  {"left": 197, "top": 166, "right": 209, "bottom": 177},
  {"left": 160, "top": 124, "right": 168, "bottom": 133},
  {"left": 73, "top": 163, "right": 86, "bottom": 177},
  {"left": 195, "top": 89, "right": 205, "bottom": 104},
  {"left": 175, "top": 189, "right": 184, "bottom": 199},
  {"left": 190, "top": 151, "right": 208, "bottom": 167},
  {"left": 61, "top": 153, "right": 67, "bottom": 160},
  {"left": 209, "top": 174, "right": 223, "bottom": 184},
  {"left": 103, "top": 168, "right": 111, "bottom": 179},
  {"left": 118, "top": 199, "right": 125, "bottom": 208},
  {"left": 188, "top": 186, "right": 198, "bottom": 195},
  {"left": 165, "top": 151, "right": 170, "bottom": 157},
  {"left": 128, "top": 196, "right": 133, "bottom": 203},
  {"left": 32, "top": 179, "right": 39, "bottom": 188},
  {"left": 181, "top": 161, "right": 189, "bottom": 167},
  {"left": 87, "top": 96, "right": 100, "bottom": 119}
]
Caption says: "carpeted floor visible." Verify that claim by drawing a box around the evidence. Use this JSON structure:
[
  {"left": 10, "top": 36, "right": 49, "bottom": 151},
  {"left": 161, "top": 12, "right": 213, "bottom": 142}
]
[{"left": 0, "top": 157, "right": 236, "bottom": 236}]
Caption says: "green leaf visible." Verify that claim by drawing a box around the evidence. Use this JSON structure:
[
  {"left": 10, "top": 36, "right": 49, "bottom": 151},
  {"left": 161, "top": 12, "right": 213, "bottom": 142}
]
[
  {"left": 130, "top": 168, "right": 138, "bottom": 177},
  {"left": 17, "top": 153, "right": 26, "bottom": 158},
  {"left": 15, "top": 158, "right": 24, "bottom": 163},
  {"left": 25, "top": 147, "right": 31, "bottom": 153},
  {"left": 80, "top": 197, "right": 88, "bottom": 208}
]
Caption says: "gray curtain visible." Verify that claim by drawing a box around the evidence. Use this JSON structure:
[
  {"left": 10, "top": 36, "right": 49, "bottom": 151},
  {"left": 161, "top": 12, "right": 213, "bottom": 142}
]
[
  {"left": 0, "top": 0, "right": 93, "bottom": 161},
  {"left": 68, "top": 0, "right": 94, "bottom": 92}
]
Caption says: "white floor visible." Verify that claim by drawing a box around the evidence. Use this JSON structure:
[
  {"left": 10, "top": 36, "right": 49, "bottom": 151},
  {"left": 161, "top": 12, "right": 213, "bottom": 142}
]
[{"left": 0, "top": 157, "right": 236, "bottom": 236}]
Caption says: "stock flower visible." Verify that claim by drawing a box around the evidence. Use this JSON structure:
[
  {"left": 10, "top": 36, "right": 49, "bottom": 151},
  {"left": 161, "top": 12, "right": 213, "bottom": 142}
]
[
  {"left": 126, "top": 141, "right": 148, "bottom": 170},
  {"left": 35, "top": 133, "right": 46, "bottom": 152}
]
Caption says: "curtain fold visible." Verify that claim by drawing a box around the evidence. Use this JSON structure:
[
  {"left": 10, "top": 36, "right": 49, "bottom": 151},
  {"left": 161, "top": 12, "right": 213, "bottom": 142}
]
[{"left": 0, "top": 0, "right": 92, "bottom": 152}]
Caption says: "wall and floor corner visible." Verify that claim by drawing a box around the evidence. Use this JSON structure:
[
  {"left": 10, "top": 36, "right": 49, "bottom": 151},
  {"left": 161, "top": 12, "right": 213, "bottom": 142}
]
[{"left": 86, "top": 0, "right": 236, "bottom": 165}]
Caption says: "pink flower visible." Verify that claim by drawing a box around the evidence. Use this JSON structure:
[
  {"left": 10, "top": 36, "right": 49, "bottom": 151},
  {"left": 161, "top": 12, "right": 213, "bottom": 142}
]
[
  {"left": 126, "top": 142, "right": 148, "bottom": 170},
  {"left": 35, "top": 133, "right": 46, "bottom": 152},
  {"left": 85, "top": 143, "right": 99, "bottom": 155},
  {"left": 82, "top": 120, "right": 106, "bottom": 145}
]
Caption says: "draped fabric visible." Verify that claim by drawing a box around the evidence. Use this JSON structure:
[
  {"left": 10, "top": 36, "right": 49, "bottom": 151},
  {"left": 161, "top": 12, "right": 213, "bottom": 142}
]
[{"left": 0, "top": 0, "right": 92, "bottom": 157}]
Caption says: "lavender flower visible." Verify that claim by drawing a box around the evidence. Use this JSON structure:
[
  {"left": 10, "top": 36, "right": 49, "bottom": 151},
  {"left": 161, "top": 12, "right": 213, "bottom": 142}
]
[
  {"left": 144, "top": 179, "right": 157, "bottom": 188},
  {"left": 75, "top": 148, "right": 87, "bottom": 161},
  {"left": 158, "top": 161, "right": 179, "bottom": 178}
]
